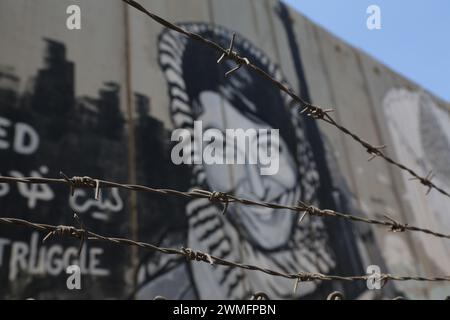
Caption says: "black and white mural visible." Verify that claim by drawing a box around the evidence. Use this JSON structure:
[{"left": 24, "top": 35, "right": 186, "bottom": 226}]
[
  {"left": 135, "top": 22, "right": 371, "bottom": 300},
  {"left": 0, "top": 3, "right": 400, "bottom": 300}
]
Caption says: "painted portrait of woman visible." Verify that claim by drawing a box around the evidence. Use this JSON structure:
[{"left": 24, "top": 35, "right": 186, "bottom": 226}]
[{"left": 136, "top": 23, "right": 370, "bottom": 300}]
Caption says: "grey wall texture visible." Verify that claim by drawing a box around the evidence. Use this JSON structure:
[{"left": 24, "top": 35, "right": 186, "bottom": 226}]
[{"left": 0, "top": 0, "right": 449, "bottom": 299}]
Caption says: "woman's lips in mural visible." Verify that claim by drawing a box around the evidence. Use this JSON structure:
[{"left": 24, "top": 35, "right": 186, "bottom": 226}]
[
  {"left": 237, "top": 190, "right": 292, "bottom": 224},
  {"left": 234, "top": 189, "right": 296, "bottom": 250}
]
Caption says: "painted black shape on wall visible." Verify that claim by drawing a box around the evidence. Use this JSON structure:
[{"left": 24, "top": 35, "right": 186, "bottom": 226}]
[
  {"left": 0, "top": 37, "right": 195, "bottom": 299},
  {"left": 0, "top": 39, "right": 130, "bottom": 299},
  {"left": 0, "top": 39, "right": 127, "bottom": 299},
  {"left": 275, "top": 2, "right": 367, "bottom": 298}
]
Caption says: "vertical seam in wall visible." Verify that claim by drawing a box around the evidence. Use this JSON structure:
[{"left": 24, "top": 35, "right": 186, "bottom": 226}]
[
  {"left": 355, "top": 53, "right": 431, "bottom": 298},
  {"left": 123, "top": 2, "right": 139, "bottom": 298},
  {"left": 311, "top": 25, "right": 362, "bottom": 214},
  {"left": 265, "top": 0, "right": 282, "bottom": 63},
  {"left": 310, "top": 24, "right": 390, "bottom": 280}
]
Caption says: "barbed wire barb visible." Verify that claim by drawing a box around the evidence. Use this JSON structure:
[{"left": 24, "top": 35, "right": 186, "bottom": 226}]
[
  {"left": 410, "top": 171, "right": 435, "bottom": 195},
  {"left": 367, "top": 145, "right": 387, "bottom": 162},
  {"left": 383, "top": 214, "right": 408, "bottom": 233},
  {"left": 73, "top": 213, "right": 87, "bottom": 258},
  {"left": 217, "top": 33, "right": 251, "bottom": 77}
]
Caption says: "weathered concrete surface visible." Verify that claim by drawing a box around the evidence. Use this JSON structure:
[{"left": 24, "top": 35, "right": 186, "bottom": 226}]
[{"left": 0, "top": 0, "right": 449, "bottom": 299}]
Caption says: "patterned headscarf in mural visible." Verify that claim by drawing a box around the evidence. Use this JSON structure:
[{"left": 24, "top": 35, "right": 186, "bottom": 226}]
[{"left": 158, "top": 23, "right": 336, "bottom": 299}]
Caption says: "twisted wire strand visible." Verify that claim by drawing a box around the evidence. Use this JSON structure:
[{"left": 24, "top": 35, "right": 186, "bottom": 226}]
[
  {"left": 1, "top": 174, "right": 450, "bottom": 241},
  {"left": 1, "top": 216, "right": 450, "bottom": 285}
]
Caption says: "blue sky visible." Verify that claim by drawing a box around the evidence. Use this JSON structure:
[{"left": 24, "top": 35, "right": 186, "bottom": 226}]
[{"left": 283, "top": 0, "right": 450, "bottom": 102}]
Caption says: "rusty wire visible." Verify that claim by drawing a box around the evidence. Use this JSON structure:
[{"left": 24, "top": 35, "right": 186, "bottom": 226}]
[
  {"left": 1, "top": 173, "right": 450, "bottom": 242},
  {"left": 122, "top": 0, "right": 450, "bottom": 200},
  {"left": 1, "top": 216, "right": 450, "bottom": 286}
]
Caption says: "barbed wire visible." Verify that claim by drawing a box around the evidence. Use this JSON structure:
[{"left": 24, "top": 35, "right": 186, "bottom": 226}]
[
  {"left": 1, "top": 173, "right": 450, "bottom": 243},
  {"left": 122, "top": 0, "right": 450, "bottom": 200},
  {"left": 0, "top": 0, "right": 448, "bottom": 298},
  {"left": 1, "top": 215, "right": 450, "bottom": 287}
]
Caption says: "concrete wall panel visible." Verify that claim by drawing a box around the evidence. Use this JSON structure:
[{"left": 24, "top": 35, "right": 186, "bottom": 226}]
[{"left": 0, "top": 0, "right": 449, "bottom": 299}]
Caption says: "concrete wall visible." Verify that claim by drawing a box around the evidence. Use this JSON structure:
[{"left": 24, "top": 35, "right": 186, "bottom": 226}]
[{"left": 0, "top": 0, "right": 449, "bottom": 299}]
